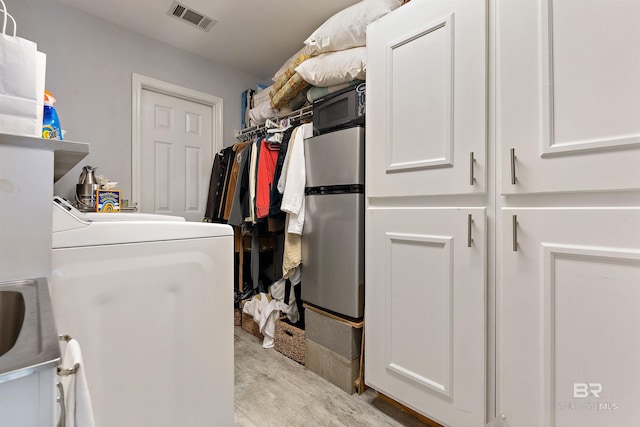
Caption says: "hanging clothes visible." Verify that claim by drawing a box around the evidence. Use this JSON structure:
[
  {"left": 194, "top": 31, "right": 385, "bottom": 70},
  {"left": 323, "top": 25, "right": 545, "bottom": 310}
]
[
  {"left": 227, "top": 142, "right": 253, "bottom": 226},
  {"left": 268, "top": 127, "right": 294, "bottom": 218},
  {"left": 228, "top": 118, "right": 314, "bottom": 291},
  {"left": 280, "top": 123, "right": 313, "bottom": 234},
  {"left": 255, "top": 139, "right": 280, "bottom": 218},
  {"left": 204, "top": 151, "right": 223, "bottom": 222},
  {"left": 222, "top": 142, "right": 249, "bottom": 221},
  {"left": 281, "top": 217, "right": 302, "bottom": 279},
  {"left": 248, "top": 137, "right": 261, "bottom": 224},
  {"left": 277, "top": 123, "right": 313, "bottom": 278},
  {"left": 216, "top": 147, "right": 236, "bottom": 220}
]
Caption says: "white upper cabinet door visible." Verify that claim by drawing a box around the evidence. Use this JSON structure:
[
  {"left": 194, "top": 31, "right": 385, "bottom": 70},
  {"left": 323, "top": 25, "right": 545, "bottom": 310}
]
[
  {"left": 365, "top": 208, "right": 486, "bottom": 427},
  {"left": 366, "top": 0, "right": 487, "bottom": 198},
  {"left": 497, "top": 0, "right": 640, "bottom": 194},
  {"left": 499, "top": 208, "right": 640, "bottom": 427}
]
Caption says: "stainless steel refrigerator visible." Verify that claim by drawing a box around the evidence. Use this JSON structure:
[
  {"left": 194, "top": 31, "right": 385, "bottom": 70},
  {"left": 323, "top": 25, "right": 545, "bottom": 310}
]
[{"left": 302, "top": 126, "right": 364, "bottom": 319}]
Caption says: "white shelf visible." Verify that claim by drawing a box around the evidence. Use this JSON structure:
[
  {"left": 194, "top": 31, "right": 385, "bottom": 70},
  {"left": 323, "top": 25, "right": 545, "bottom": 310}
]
[{"left": 0, "top": 133, "right": 89, "bottom": 182}]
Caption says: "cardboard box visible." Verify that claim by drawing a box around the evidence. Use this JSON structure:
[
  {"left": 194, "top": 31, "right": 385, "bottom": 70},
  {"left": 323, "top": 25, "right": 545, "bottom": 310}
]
[{"left": 95, "top": 189, "right": 121, "bottom": 212}]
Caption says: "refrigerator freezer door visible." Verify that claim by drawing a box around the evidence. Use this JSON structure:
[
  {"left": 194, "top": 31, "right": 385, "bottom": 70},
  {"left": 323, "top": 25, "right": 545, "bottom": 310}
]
[
  {"left": 304, "top": 127, "right": 364, "bottom": 187},
  {"left": 302, "top": 192, "right": 364, "bottom": 318}
]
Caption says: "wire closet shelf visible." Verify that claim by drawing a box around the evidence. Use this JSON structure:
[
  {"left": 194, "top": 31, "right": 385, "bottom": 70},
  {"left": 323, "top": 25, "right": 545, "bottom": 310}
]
[{"left": 235, "top": 105, "right": 313, "bottom": 142}]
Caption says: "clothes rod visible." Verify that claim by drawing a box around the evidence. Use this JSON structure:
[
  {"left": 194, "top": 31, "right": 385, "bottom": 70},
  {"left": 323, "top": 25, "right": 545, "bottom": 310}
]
[{"left": 236, "top": 105, "right": 313, "bottom": 141}]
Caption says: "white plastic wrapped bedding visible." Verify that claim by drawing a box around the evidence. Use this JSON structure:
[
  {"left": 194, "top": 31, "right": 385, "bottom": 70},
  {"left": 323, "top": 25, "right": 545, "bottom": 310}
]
[
  {"left": 253, "top": 85, "right": 272, "bottom": 106},
  {"left": 248, "top": 100, "right": 279, "bottom": 126}
]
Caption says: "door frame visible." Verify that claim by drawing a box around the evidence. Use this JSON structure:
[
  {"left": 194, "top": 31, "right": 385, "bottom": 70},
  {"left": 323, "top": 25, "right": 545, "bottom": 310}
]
[{"left": 131, "top": 73, "right": 223, "bottom": 209}]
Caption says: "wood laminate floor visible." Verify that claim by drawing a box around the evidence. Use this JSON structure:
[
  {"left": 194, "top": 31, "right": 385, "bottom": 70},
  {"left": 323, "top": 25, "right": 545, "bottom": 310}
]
[{"left": 234, "top": 326, "right": 427, "bottom": 427}]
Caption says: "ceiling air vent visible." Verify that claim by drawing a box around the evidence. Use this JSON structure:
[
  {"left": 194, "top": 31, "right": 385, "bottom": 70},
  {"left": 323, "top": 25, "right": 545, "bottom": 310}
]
[{"left": 167, "top": 1, "right": 217, "bottom": 32}]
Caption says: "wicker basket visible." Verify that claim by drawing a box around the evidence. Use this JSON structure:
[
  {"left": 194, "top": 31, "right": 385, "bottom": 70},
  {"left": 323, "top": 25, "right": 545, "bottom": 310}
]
[
  {"left": 241, "top": 300, "right": 264, "bottom": 340},
  {"left": 234, "top": 308, "right": 242, "bottom": 326},
  {"left": 274, "top": 317, "right": 305, "bottom": 365}
]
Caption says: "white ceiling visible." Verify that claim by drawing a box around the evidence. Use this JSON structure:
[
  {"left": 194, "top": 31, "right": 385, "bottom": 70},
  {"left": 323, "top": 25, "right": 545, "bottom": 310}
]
[{"left": 56, "top": 0, "right": 361, "bottom": 80}]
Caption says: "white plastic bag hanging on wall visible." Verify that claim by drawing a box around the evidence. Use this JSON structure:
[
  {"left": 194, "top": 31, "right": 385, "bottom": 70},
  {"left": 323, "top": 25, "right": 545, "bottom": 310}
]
[{"left": 0, "top": 0, "right": 46, "bottom": 137}]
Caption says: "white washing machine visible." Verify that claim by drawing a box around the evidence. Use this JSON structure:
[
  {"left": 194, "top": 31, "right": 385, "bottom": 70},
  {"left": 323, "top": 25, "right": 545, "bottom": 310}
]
[{"left": 50, "top": 197, "right": 234, "bottom": 427}]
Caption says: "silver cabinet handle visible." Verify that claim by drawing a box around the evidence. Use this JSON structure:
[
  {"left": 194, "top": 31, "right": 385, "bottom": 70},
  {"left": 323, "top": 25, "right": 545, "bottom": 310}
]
[
  {"left": 512, "top": 215, "right": 518, "bottom": 252},
  {"left": 510, "top": 148, "right": 517, "bottom": 185},
  {"left": 469, "top": 152, "right": 475, "bottom": 185},
  {"left": 467, "top": 214, "right": 473, "bottom": 247}
]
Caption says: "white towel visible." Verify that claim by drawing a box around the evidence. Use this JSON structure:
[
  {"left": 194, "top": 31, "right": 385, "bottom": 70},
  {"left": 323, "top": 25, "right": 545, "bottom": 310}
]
[
  {"left": 287, "top": 267, "right": 302, "bottom": 286},
  {"left": 259, "top": 282, "right": 301, "bottom": 348},
  {"left": 243, "top": 292, "right": 271, "bottom": 322},
  {"left": 243, "top": 290, "right": 300, "bottom": 348},
  {"left": 269, "top": 278, "right": 300, "bottom": 324},
  {"left": 243, "top": 293, "right": 278, "bottom": 348},
  {"left": 61, "top": 339, "right": 95, "bottom": 427},
  {"left": 259, "top": 298, "right": 280, "bottom": 349}
]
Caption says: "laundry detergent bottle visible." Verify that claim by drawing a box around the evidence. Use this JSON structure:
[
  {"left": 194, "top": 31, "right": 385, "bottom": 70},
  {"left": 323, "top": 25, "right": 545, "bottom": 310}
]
[{"left": 42, "top": 90, "right": 63, "bottom": 140}]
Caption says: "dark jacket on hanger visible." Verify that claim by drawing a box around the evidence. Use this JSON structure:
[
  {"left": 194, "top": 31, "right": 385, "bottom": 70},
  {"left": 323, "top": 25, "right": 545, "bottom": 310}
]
[
  {"left": 216, "top": 147, "right": 236, "bottom": 220},
  {"left": 228, "top": 141, "right": 254, "bottom": 226},
  {"left": 269, "top": 127, "right": 294, "bottom": 218},
  {"left": 204, "top": 151, "right": 223, "bottom": 222}
]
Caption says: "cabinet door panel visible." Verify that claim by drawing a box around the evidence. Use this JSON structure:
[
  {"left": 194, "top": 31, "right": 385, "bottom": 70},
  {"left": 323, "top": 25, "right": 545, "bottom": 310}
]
[
  {"left": 367, "top": 0, "right": 486, "bottom": 197},
  {"left": 366, "top": 208, "right": 486, "bottom": 427},
  {"left": 497, "top": 0, "right": 640, "bottom": 194},
  {"left": 499, "top": 208, "right": 640, "bottom": 427}
]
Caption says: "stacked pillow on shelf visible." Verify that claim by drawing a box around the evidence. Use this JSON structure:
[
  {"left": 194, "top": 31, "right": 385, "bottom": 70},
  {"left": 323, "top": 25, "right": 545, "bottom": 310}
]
[
  {"left": 269, "top": 51, "right": 315, "bottom": 110},
  {"left": 250, "top": 0, "right": 403, "bottom": 125},
  {"left": 288, "top": 0, "right": 403, "bottom": 98}
]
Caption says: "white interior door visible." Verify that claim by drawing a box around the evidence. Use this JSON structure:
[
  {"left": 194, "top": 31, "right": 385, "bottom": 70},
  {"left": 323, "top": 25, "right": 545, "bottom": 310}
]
[{"left": 140, "top": 89, "right": 213, "bottom": 221}]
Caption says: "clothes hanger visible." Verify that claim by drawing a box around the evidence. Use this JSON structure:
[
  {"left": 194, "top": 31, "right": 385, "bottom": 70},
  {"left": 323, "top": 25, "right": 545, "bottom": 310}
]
[{"left": 266, "top": 132, "right": 283, "bottom": 144}]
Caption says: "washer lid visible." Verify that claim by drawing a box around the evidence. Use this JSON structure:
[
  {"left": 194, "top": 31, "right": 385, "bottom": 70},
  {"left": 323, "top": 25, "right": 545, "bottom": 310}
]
[
  {"left": 53, "top": 196, "right": 185, "bottom": 227},
  {"left": 83, "top": 212, "right": 185, "bottom": 222},
  {"left": 52, "top": 221, "right": 233, "bottom": 248}
]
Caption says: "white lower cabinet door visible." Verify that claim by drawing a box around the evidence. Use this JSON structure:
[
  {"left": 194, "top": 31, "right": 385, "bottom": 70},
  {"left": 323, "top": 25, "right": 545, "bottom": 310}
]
[
  {"left": 365, "top": 207, "right": 486, "bottom": 427},
  {"left": 499, "top": 208, "right": 640, "bottom": 427}
]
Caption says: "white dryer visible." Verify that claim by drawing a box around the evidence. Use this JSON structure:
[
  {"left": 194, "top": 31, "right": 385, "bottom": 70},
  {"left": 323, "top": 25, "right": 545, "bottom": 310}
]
[{"left": 50, "top": 197, "right": 233, "bottom": 427}]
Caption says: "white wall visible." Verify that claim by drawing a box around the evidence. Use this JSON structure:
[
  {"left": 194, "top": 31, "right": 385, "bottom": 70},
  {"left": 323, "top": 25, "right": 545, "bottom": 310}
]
[{"left": 5, "top": 0, "right": 260, "bottom": 202}]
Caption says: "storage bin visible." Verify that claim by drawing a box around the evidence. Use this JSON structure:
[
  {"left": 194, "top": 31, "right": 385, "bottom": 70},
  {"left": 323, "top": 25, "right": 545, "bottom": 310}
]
[{"left": 274, "top": 317, "right": 305, "bottom": 365}]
